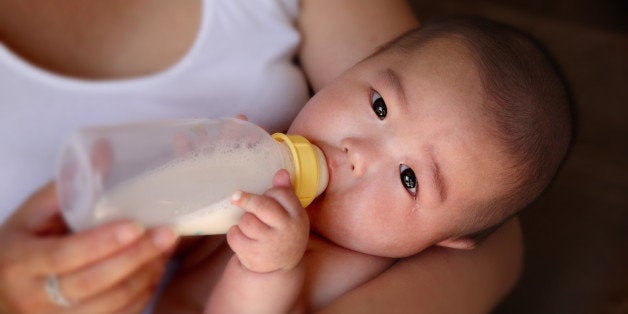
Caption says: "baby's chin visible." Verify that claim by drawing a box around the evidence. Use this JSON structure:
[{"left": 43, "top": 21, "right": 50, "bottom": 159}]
[{"left": 304, "top": 197, "right": 342, "bottom": 240}]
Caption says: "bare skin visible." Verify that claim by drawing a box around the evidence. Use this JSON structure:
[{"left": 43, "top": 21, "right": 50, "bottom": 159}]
[
  {"left": 0, "top": 184, "right": 178, "bottom": 313},
  {"left": 0, "top": 1, "right": 521, "bottom": 313},
  {"left": 167, "top": 38, "right": 525, "bottom": 313}
]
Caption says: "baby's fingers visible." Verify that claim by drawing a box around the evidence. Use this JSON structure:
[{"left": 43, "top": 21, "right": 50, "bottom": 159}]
[
  {"left": 230, "top": 191, "right": 290, "bottom": 228},
  {"left": 225, "top": 225, "right": 276, "bottom": 273},
  {"left": 237, "top": 212, "right": 271, "bottom": 240}
]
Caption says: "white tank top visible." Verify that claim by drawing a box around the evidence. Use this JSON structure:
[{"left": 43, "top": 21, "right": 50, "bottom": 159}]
[{"left": 0, "top": 0, "right": 309, "bottom": 223}]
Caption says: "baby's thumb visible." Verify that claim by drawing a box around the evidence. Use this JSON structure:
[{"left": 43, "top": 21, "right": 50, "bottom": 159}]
[{"left": 272, "top": 169, "right": 292, "bottom": 188}]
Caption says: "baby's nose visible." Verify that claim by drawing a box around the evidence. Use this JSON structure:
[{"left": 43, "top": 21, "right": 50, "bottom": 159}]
[{"left": 341, "top": 137, "right": 379, "bottom": 176}]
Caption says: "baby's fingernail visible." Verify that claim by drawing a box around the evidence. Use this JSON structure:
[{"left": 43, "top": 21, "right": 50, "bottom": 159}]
[
  {"left": 116, "top": 222, "right": 145, "bottom": 244},
  {"left": 152, "top": 226, "right": 178, "bottom": 249},
  {"left": 231, "top": 191, "right": 242, "bottom": 202}
]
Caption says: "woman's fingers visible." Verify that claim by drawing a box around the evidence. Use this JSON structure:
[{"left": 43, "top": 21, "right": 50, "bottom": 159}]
[
  {"left": 48, "top": 226, "right": 177, "bottom": 303},
  {"left": 25, "top": 220, "right": 146, "bottom": 275},
  {"left": 1, "top": 182, "right": 179, "bottom": 313},
  {"left": 68, "top": 259, "right": 165, "bottom": 313},
  {"left": 0, "top": 225, "right": 172, "bottom": 313},
  {"left": 6, "top": 182, "right": 59, "bottom": 231},
  {"left": 89, "top": 138, "right": 114, "bottom": 180}
]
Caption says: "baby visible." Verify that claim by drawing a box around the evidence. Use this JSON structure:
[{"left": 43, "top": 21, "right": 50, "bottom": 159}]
[{"left": 162, "top": 16, "right": 573, "bottom": 313}]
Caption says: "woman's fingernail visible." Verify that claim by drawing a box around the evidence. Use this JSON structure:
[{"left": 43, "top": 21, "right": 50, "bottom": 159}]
[
  {"left": 152, "top": 226, "right": 178, "bottom": 249},
  {"left": 231, "top": 190, "right": 242, "bottom": 202},
  {"left": 116, "top": 223, "right": 145, "bottom": 244}
]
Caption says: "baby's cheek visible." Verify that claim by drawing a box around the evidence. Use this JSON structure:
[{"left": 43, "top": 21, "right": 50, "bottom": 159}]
[{"left": 319, "top": 189, "right": 374, "bottom": 230}]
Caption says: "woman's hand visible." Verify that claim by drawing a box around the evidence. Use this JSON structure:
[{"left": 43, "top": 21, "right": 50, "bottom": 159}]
[
  {"left": 0, "top": 183, "right": 179, "bottom": 313},
  {"left": 227, "top": 169, "right": 309, "bottom": 273}
]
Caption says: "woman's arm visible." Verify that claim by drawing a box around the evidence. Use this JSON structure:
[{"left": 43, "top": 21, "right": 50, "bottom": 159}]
[
  {"left": 298, "top": 0, "right": 419, "bottom": 91},
  {"left": 317, "top": 218, "right": 524, "bottom": 313}
]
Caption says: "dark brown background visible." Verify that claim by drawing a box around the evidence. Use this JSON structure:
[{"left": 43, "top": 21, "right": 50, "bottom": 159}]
[{"left": 407, "top": 1, "right": 627, "bottom": 313}]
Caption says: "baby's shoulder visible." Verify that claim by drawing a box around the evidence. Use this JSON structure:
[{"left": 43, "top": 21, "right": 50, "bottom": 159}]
[
  {"left": 306, "top": 234, "right": 385, "bottom": 263},
  {"left": 303, "top": 234, "right": 395, "bottom": 309}
]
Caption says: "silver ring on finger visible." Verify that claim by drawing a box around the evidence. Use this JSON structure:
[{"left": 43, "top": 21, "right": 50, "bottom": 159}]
[{"left": 45, "top": 274, "right": 73, "bottom": 307}]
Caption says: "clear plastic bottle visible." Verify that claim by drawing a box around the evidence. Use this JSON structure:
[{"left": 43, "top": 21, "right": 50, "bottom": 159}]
[{"left": 55, "top": 118, "right": 328, "bottom": 235}]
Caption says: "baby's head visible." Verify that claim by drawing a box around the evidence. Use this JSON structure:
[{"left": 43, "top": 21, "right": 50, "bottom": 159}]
[{"left": 289, "top": 16, "right": 573, "bottom": 257}]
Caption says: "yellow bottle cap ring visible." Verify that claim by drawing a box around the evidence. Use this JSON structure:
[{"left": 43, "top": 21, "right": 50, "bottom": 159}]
[{"left": 272, "top": 133, "right": 328, "bottom": 207}]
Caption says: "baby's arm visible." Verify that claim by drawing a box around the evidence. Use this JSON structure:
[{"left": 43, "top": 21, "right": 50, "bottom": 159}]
[
  {"left": 205, "top": 170, "right": 309, "bottom": 313},
  {"left": 318, "top": 218, "right": 524, "bottom": 313},
  {"left": 302, "top": 235, "right": 395, "bottom": 310}
]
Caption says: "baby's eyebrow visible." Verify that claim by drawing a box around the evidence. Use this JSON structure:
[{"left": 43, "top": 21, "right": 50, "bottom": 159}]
[
  {"left": 427, "top": 146, "right": 448, "bottom": 203},
  {"left": 381, "top": 68, "right": 408, "bottom": 112}
]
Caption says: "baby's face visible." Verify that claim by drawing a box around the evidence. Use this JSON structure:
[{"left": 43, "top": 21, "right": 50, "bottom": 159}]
[{"left": 289, "top": 38, "right": 514, "bottom": 257}]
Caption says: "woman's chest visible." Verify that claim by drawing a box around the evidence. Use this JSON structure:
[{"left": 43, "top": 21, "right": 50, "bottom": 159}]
[{"left": 0, "top": 0, "right": 201, "bottom": 79}]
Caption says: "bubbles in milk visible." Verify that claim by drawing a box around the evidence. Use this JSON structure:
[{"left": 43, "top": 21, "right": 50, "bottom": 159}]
[{"left": 90, "top": 142, "right": 286, "bottom": 234}]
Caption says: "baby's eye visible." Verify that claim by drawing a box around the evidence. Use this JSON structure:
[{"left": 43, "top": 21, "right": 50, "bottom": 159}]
[
  {"left": 371, "top": 90, "right": 387, "bottom": 120},
  {"left": 399, "top": 164, "right": 417, "bottom": 198}
]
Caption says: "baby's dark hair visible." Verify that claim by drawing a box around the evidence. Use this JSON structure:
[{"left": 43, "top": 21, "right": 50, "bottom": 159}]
[{"left": 386, "top": 16, "right": 575, "bottom": 233}]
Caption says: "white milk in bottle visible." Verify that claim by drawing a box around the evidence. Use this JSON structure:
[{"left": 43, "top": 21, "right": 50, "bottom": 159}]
[{"left": 56, "top": 118, "right": 328, "bottom": 235}]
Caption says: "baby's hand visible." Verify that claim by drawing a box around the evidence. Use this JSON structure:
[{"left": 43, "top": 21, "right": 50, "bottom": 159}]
[{"left": 226, "top": 169, "right": 309, "bottom": 273}]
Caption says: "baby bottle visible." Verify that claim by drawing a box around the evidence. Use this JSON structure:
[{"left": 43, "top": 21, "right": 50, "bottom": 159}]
[{"left": 55, "top": 118, "right": 328, "bottom": 235}]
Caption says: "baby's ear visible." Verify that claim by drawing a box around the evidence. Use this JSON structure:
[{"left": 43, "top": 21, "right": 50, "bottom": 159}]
[{"left": 435, "top": 236, "right": 477, "bottom": 250}]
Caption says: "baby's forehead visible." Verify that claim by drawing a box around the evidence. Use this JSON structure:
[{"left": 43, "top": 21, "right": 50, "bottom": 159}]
[
  {"left": 392, "top": 37, "right": 482, "bottom": 84},
  {"left": 428, "top": 126, "right": 517, "bottom": 226},
  {"left": 388, "top": 32, "right": 478, "bottom": 63}
]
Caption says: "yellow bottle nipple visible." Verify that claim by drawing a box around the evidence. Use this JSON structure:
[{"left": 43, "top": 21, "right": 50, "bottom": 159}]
[{"left": 272, "top": 133, "right": 329, "bottom": 207}]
